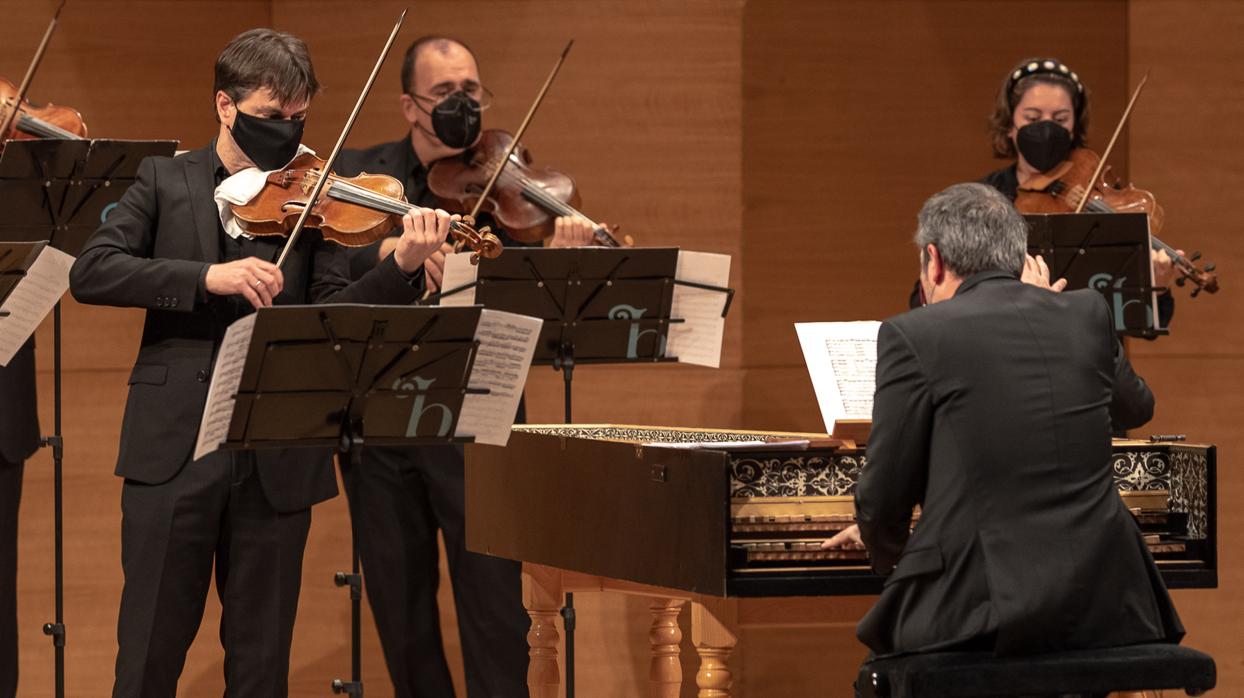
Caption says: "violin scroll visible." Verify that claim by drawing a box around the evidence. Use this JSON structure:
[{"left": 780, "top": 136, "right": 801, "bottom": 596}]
[
  {"left": 450, "top": 215, "right": 503, "bottom": 265},
  {"left": 1173, "top": 251, "right": 1219, "bottom": 297}
]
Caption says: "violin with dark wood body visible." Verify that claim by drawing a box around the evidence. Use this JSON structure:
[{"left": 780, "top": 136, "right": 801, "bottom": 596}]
[
  {"left": 1015, "top": 148, "right": 1218, "bottom": 296},
  {"left": 428, "top": 129, "right": 632, "bottom": 247}
]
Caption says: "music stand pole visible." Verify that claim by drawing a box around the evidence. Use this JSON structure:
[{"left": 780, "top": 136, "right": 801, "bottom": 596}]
[
  {"left": 39, "top": 301, "right": 66, "bottom": 697},
  {"left": 331, "top": 433, "right": 365, "bottom": 698}
]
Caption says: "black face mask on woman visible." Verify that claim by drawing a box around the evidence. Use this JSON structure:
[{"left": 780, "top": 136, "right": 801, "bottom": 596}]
[
  {"left": 1015, "top": 120, "right": 1072, "bottom": 173},
  {"left": 230, "top": 109, "right": 304, "bottom": 171}
]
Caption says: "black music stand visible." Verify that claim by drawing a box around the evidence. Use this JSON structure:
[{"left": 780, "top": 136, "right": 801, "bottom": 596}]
[
  {"left": 208, "top": 304, "right": 494, "bottom": 697},
  {"left": 436, "top": 247, "right": 734, "bottom": 698},
  {"left": 0, "top": 137, "right": 176, "bottom": 697},
  {"left": 1026, "top": 212, "right": 1163, "bottom": 337}
]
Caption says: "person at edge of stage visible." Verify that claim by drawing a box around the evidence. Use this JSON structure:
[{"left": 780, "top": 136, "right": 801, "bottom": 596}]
[
  {"left": 67, "top": 29, "right": 449, "bottom": 697},
  {"left": 0, "top": 340, "right": 39, "bottom": 698},
  {"left": 825, "top": 183, "right": 1182, "bottom": 688},
  {"left": 910, "top": 56, "right": 1180, "bottom": 331},
  {"left": 332, "top": 35, "right": 598, "bottom": 698}
]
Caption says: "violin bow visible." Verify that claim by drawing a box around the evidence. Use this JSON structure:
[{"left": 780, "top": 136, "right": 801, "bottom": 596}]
[
  {"left": 1074, "top": 71, "right": 1149, "bottom": 213},
  {"left": 0, "top": 0, "right": 66, "bottom": 142},
  {"left": 465, "top": 40, "right": 575, "bottom": 223},
  {"left": 275, "top": 8, "right": 407, "bottom": 269}
]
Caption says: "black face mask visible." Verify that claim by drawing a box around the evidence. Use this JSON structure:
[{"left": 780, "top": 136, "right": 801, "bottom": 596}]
[
  {"left": 229, "top": 109, "right": 304, "bottom": 171},
  {"left": 1015, "top": 120, "right": 1072, "bottom": 173},
  {"left": 427, "top": 92, "right": 482, "bottom": 149}
]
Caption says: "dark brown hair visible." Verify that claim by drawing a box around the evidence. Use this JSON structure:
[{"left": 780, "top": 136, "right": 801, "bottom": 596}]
[
  {"left": 400, "top": 35, "right": 477, "bottom": 95},
  {"left": 214, "top": 29, "right": 319, "bottom": 113},
  {"left": 988, "top": 57, "right": 1089, "bottom": 159}
]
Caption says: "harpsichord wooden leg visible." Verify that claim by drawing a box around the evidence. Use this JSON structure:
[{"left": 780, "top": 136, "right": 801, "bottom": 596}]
[
  {"left": 523, "top": 565, "right": 563, "bottom": 698},
  {"left": 692, "top": 598, "right": 738, "bottom": 698},
  {"left": 649, "top": 598, "right": 687, "bottom": 697}
]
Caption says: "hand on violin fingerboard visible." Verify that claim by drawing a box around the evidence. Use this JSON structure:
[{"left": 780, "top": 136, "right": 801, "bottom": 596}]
[
  {"left": 1151, "top": 246, "right": 1183, "bottom": 291},
  {"left": 394, "top": 208, "right": 457, "bottom": 275},
  {"left": 1021, "top": 254, "right": 1067, "bottom": 293},
  {"left": 205, "top": 257, "right": 285, "bottom": 309},
  {"left": 548, "top": 216, "right": 600, "bottom": 248}
]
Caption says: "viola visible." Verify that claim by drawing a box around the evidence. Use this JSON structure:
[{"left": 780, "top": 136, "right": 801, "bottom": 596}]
[
  {"left": 230, "top": 152, "right": 502, "bottom": 263},
  {"left": 0, "top": 76, "right": 87, "bottom": 145},
  {"left": 1015, "top": 148, "right": 1218, "bottom": 297},
  {"left": 428, "top": 129, "right": 632, "bottom": 248}
]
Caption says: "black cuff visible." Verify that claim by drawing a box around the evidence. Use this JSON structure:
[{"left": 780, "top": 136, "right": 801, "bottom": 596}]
[
  {"left": 196, "top": 263, "right": 210, "bottom": 304},
  {"left": 388, "top": 253, "right": 426, "bottom": 289}
]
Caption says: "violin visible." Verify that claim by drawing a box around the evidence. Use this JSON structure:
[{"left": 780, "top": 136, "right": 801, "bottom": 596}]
[
  {"left": 0, "top": 75, "right": 87, "bottom": 145},
  {"left": 428, "top": 129, "right": 632, "bottom": 248},
  {"left": 1015, "top": 147, "right": 1218, "bottom": 296},
  {"left": 230, "top": 152, "right": 502, "bottom": 263}
]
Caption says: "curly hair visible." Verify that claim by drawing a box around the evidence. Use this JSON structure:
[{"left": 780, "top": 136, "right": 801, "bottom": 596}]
[{"left": 988, "top": 57, "right": 1089, "bottom": 159}]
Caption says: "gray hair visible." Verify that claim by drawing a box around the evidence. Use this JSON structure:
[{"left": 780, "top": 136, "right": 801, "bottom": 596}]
[{"left": 915, "top": 182, "right": 1026, "bottom": 277}]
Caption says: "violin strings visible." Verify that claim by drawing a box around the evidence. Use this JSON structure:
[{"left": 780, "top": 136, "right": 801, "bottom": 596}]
[
  {"left": 1062, "top": 183, "right": 1188, "bottom": 265},
  {"left": 299, "top": 163, "right": 608, "bottom": 242}
]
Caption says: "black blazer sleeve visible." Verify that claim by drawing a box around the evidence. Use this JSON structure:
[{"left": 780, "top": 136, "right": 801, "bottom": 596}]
[
  {"left": 1092, "top": 292, "right": 1155, "bottom": 430},
  {"left": 856, "top": 320, "right": 933, "bottom": 574},
  {"left": 68, "top": 157, "right": 207, "bottom": 311},
  {"left": 1111, "top": 337, "right": 1155, "bottom": 431},
  {"left": 309, "top": 241, "right": 424, "bottom": 306}
]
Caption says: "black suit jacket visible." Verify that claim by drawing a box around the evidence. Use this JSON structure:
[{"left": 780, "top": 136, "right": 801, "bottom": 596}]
[
  {"left": 69, "top": 145, "right": 424, "bottom": 512},
  {"left": 0, "top": 339, "right": 39, "bottom": 464},
  {"left": 856, "top": 271, "right": 1183, "bottom": 657}
]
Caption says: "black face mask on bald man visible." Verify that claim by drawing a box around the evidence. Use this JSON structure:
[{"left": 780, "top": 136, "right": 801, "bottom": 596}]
[
  {"left": 230, "top": 109, "right": 305, "bottom": 171},
  {"left": 428, "top": 91, "right": 482, "bottom": 149}
]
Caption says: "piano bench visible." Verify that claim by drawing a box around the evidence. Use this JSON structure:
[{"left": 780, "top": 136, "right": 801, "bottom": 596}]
[{"left": 856, "top": 643, "right": 1216, "bottom": 698}]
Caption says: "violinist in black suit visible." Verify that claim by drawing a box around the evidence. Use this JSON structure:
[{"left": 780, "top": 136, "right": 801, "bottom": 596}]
[
  {"left": 332, "top": 35, "right": 598, "bottom": 698},
  {"left": 0, "top": 340, "right": 39, "bottom": 698},
  {"left": 826, "top": 183, "right": 1183, "bottom": 660},
  {"left": 68, "top": 29, "right": 448, "bottom": 697}
]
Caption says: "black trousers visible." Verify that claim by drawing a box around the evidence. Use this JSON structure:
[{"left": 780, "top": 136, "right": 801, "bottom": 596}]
[
  {"left": 0, "top": 458, "right": 22, "bottom": 698},
  {"left": 342, "top": 444, "right": 529, "bottom": 698},
  {"left": 112, "top": 452, "right": 310, "bottom": 698}
]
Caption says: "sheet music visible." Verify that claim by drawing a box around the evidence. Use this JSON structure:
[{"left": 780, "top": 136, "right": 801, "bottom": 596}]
[
  {"left": 437, "top": 252, "right": 479, "bottom": 306},
  {"left": 668, "top": 250, "right": 731, "bottom": 368},
  {"left": 455, "top": 309, "right": 542, "bottom": 446},
  {"left": 192, "top": 313, "right": 257, "bottom": 461},
  {"left": 795, "top": 321, "right": 881, "bottom": 434},
  {"left": 0, "top": 246, "right": 74, "bottom": 366}
]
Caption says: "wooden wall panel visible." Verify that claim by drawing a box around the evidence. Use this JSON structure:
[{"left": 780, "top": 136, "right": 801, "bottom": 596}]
[
  {"left": 7, "top": 0, "right": 1241, "bottom": 695},
  {"left": 9, "top": 1, "right": 742, "bottom": 696},
  {"left": 740, "top": 0, "right": 1130, "bottom": 428},
  {"left": 1128, "top": 1, "right": 1244, "bottom": 689}
]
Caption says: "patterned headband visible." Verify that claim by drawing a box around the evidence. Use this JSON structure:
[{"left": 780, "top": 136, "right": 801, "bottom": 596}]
[{"left": 1008, "top": 59, "right": 1084, "bottom": 101}]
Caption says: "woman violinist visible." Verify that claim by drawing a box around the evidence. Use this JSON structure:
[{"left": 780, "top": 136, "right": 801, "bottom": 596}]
[{"left": 981, "top": 57, "right": 1179, "bottom": 325}]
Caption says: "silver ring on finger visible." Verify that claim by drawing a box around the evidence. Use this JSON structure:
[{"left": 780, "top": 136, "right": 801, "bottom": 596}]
[{"left": 254, "top": 279, "right": 265, "bottom": 288}]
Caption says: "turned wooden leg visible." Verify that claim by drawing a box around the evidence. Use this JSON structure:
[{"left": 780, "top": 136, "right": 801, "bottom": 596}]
[
  {"left": 523, "top": 565, "right": 563, "bottom": 698},
  {"left": 650, "top": 598, "right": 687, "bottom": 698},
  {"left": 692, "top": 598, "right": 738, "bottom": 698}
]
